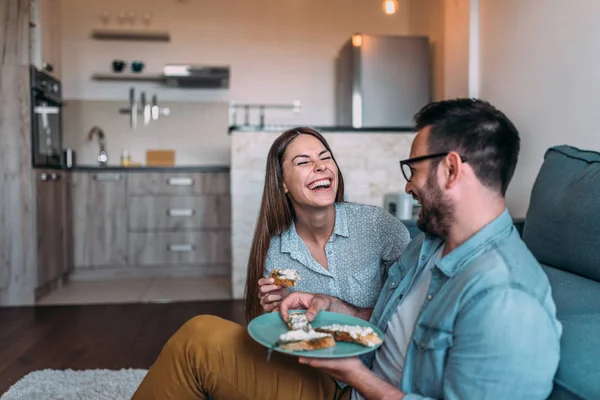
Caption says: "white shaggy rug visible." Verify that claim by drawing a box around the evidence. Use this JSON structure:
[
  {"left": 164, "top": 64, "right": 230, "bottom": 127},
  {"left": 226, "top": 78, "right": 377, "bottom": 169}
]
[{"left": 1, "top": 369, "right": 147, "bottom": 400}]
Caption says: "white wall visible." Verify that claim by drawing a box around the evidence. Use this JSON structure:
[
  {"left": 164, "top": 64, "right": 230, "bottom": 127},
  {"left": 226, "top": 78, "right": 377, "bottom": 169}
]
[
  {"left": 61, "top": 0, "right": 410, "bottom": 126},
  {"left": 408, "top": 0, "right": 469, "bottom": 101},
  {"left": 62, "top": 100, "right": 230, "bottom": 166},
  {"left": 408, "top": 0, "right": 445, "bottom": 101},
  {"left": 479, "top": 0, "right": 600, "bottom": 217},
  {"left": 443, "top": 0, "right": 469, "bottom": 99}
]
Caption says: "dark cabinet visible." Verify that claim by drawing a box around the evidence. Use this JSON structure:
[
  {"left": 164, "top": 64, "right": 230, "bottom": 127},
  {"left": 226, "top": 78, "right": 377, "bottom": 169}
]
[{"left": 35, "top": 169, "right": 71, "bottom": 294}]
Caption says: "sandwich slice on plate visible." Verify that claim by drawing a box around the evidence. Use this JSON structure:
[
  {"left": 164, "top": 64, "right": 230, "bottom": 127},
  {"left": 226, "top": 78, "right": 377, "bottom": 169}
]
[
  {"left": 276, "top": 330, "right": 335, "bottom": 351},
  {"left": 315, "top": 324, "right": 382, "bottom": 347}
]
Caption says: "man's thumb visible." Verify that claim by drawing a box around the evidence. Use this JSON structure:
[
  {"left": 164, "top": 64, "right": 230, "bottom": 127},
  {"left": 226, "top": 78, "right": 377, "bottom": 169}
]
[{"left": 305, "top": 297, "right": 326, "bottom": 321}]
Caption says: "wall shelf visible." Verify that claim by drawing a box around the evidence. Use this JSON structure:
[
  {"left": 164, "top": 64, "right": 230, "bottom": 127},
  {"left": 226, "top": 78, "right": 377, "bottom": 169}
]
[
  {"left": 91, "top": 29, "right": 171, "bottom": 42},
  {"left": 91, "top": 73, "right": 166, "bottom": 82}
]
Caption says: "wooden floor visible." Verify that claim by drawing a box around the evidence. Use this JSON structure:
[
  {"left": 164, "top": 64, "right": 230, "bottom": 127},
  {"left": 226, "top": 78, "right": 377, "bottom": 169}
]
[{"left": 0, "top": 300, "right": 245, "bottom": 394}]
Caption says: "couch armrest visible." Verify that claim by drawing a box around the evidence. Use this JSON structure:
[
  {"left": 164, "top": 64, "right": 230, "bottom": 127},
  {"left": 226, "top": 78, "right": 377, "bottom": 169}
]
[{"left": 513, "top": 218, "right": 525, "bottom": 237}]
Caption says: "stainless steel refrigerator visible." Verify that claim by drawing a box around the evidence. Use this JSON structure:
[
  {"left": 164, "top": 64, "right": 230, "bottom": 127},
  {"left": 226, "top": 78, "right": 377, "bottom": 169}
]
[{"left": 335, "top": 34, "right": 431, "bottom": 128}]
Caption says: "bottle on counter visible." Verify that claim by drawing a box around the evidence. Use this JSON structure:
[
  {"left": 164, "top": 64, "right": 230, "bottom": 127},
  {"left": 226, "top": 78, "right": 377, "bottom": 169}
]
[{"left": 121, "top": 149, "right": 131, "bottom": 167}]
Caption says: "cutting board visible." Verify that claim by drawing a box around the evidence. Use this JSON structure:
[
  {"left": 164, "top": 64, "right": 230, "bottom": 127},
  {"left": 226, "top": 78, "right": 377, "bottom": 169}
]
[{"left": 146, "top": 150, "right": 175, "bottom": 166}]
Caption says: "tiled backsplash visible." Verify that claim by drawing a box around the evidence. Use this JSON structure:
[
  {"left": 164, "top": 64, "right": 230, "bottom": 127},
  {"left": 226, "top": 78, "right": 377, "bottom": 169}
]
[
  {"left": 230, "top": 130, "right": 416, "bottom": 299},
  {"left": 62, "top": 100, "right": 230, "bottom": 166}
]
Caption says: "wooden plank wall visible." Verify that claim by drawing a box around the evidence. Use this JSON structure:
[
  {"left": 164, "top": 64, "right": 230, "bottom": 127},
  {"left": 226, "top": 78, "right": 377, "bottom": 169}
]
[{"left": 0, "top": 0, "right": 36, "bottom": 305}]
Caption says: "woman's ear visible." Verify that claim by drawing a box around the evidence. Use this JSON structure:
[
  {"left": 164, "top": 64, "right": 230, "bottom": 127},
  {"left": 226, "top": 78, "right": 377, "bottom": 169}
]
[{"left": 283, "top": 182, "right": 289, "bottom": 194}]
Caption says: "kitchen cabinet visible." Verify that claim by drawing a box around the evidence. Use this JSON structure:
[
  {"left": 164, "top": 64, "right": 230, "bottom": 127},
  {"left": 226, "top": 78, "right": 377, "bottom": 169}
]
[
  {"left": 63, "top": 172, "right": 74, "bottom": 276},
  {"left": 70, "top": 169, "right": 231, "bottom": 279},
  {"left": 30, "top": 0, "right": 62, "bottom": 79},
  {"left": 126, "top": 171, "right": 230, "bottom": 273},
  {"left": 35, "top": 169, "right": 69, "bottom": 292},
  {"left": 127, "top": 172, "right": 229, "bottom": 196},
  {"left": 72, "top": 172, "right": 128, "bottom": 268}
]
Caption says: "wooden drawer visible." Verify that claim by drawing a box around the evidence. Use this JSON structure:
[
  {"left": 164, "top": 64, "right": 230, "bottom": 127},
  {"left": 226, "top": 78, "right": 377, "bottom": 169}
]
[
  {"left": 128, "top": 230, "right": 230, "bottom": 266},
  {"left": 128, "top": 172, "right": 229, "bottom": 196},
  {"left": 128, "top": 196, "right": 230, "bottom": 231}
]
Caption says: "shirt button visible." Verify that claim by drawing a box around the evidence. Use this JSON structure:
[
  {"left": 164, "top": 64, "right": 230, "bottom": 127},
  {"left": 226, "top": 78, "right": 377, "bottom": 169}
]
[
  {"left": 427, "top": 294, "right": 433, "bottom": 300},
  {"left": 421, "top": 256, "right": 426, "bottom": 261},
  {"left": 390, "top": 282, "right": 397, "bottom": 289}
]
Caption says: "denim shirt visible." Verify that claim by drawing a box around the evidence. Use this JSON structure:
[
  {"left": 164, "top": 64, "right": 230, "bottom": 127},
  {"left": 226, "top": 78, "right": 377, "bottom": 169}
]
[{"left": 361, "top": 209, "right": 563, "bottom": 399}]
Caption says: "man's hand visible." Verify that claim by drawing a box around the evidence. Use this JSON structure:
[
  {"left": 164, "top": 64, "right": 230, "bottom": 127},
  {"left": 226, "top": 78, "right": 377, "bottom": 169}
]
[
  {"left": 300, "top": 357, "right": 406, "bottom": 400},
  {"left": 279, "top": 292, "right": 333, "bottom": 322},
  {"left": 258, "top": 277, "right": 289, "bottom": 312},
  {"left": 280, "top": 292, "right": 372, "bottom": 322},
  {"left": 299, "top": 357, "right": 366, "bottom": 384}
]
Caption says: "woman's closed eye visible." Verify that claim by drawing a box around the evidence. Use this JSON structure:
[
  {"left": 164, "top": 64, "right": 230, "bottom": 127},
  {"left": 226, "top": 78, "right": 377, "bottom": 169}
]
[
  {"left": 294, "top": 154, "right": 331, "bottom": 166},
  {"left": 297, "top": 157, "right": 330, "bottom": 166}
]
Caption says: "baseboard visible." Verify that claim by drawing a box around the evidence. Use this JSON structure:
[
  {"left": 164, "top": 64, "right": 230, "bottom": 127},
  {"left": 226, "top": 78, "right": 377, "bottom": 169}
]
[
  {"left": 70, "top": 264, "right": 231, "bottom": 281},
  {"left": 35, "top": 274, "right": 69, "bottom": 301}
]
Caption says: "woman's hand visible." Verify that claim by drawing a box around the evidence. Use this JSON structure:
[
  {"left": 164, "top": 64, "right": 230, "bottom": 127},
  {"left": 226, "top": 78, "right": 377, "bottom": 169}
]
[{"left": 258, "top": 277, "right": 289, "bottom": 312}]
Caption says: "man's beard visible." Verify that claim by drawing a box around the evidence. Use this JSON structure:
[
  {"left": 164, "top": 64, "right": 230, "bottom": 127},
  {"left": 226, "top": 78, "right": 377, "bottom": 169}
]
[{"left": 416, "top": 171, "right": 454, "bottom": 238}]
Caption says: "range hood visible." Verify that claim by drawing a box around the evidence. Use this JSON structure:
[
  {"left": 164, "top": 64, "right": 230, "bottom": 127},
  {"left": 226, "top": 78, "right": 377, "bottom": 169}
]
[{"left": 163, "top": 64, "right": 230, "bottom": 89}]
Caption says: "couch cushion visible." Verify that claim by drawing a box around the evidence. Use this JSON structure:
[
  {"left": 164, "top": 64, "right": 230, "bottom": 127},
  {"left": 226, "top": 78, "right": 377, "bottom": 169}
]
[
  {"left": 542, "top": 265, "right": 600, "bottom": 400},
  {"left": 523, "top": 145, "right": 600, "bottom": 282},
  {"left": 548, "top": 314, "right": 600, "bottom": 400},
  {"left": 542, "top": 265, "right": 600, "bottom": 317}
]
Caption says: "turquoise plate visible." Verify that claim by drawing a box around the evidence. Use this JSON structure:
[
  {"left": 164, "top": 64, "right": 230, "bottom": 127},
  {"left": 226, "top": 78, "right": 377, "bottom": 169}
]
[{"left": 247, "top": 310, "right": 384, "bottom": 358}]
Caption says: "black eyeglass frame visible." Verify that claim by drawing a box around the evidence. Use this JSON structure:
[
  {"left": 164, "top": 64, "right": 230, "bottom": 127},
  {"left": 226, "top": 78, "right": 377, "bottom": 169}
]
[{"left": 399, "top": 152, "right": 467, "bottom": 182}]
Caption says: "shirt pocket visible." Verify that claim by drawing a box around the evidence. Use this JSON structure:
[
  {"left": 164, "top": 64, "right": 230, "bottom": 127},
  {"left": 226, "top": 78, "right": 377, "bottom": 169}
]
[{"left": 410, "top": 324, "right": 454, "bottom": 398}]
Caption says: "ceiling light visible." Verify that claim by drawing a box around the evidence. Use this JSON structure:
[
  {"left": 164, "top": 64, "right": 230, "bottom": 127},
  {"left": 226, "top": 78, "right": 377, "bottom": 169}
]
[
  {"left": 382, "top": 0, "right": 399, "bottom": 15},
  {"left": 352, "top": 34, "right": 363, "bottom": 47}
]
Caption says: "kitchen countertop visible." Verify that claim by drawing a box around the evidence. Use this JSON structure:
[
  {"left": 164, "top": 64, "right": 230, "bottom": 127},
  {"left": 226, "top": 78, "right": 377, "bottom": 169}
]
[
  {"left": 35, "top": 165, "right": 230, "bottom": 173},
  {"left": 229, "top": 124, "right": 415, "bottom": 133}
]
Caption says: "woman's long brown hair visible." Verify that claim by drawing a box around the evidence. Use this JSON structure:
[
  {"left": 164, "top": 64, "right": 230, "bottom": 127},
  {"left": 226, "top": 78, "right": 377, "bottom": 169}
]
[{"left": 243, "top": 127, "right": 345, "bottom": 323}]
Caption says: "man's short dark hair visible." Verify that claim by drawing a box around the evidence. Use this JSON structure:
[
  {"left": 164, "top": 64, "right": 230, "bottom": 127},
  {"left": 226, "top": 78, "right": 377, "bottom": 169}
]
[{"left": 413, "top": 98, "right": 520, "bottom": 196}]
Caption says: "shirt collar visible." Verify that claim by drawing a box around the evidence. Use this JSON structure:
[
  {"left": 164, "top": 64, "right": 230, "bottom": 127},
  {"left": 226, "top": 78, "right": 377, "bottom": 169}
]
[
  {"left": 333, "top": 203, "right": 349, "bottom": 238},
  {"left": 432, "top": 208, "right": 514, "bottom": 277},
  {"left": 280, "top": 202, "right": 349, "bottom": 253}
]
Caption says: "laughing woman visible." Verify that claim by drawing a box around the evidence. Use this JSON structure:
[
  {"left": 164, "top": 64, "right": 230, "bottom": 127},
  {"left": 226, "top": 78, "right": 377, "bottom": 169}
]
[{"left": 244, "top": 127, "right": 411, "bottom": 323}]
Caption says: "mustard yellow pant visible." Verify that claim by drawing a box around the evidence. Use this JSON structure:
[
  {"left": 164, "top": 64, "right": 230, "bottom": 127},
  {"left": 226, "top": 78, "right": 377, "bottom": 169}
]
[{"left": 132, "top": 315, "right": 352, "bottom": 400}]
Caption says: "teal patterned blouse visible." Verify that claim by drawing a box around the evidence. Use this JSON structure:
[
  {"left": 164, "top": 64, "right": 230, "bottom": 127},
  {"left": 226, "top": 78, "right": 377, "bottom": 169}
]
[{"left": 264, "top": 202, "right": 411, "bottom": 308}]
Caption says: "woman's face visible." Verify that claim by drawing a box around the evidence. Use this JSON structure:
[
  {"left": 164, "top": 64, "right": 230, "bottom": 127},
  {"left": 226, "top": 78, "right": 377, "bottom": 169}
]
[{"left": 281, "top": 134, "right": 339, "bottom": 209}]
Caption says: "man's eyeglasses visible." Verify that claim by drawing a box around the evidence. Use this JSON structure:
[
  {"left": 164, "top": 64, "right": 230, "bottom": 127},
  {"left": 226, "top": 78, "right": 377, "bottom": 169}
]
[{"left": 399, "top": 152, "right": 467, "bottom": 182}]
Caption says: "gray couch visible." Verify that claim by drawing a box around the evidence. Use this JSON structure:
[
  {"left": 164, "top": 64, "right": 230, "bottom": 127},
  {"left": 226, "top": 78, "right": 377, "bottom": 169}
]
[
  {"left": 403, "top": 145, "right": 600, "bottom": 399},
  {"left": 522, "top": 145, "right": 600, "bottom": 399}
]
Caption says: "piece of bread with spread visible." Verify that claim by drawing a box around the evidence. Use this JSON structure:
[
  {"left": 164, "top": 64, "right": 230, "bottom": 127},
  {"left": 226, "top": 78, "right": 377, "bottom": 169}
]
[
  {"left": 269, "top": 268, "right": 301, "bottom": 287},
  {"left": 286, "top": 312, "right": 312, "bottom": 332},
  {"left": 315, "top": 324, "right": 382, "bottom": 347},
  {"left": 276, "top": 330, "right": 335, "bottom": 351}
]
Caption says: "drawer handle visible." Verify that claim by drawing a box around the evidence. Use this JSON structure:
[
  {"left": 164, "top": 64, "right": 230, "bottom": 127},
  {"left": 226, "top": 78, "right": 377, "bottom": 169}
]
[
  {"left": 166, "top": 177, "right": 194, "bottom": 186},
  {"left": 167, "top": 208, "right": 195, "bottom": 217},
  {"left": 93, "top": 173, "right": 122, "bottom": 182},
  {"left": 167, "top": 244, "right": 195, "bottom": 252}
]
